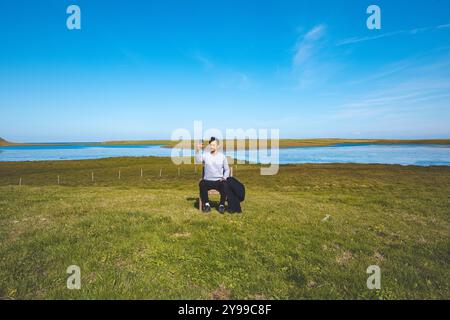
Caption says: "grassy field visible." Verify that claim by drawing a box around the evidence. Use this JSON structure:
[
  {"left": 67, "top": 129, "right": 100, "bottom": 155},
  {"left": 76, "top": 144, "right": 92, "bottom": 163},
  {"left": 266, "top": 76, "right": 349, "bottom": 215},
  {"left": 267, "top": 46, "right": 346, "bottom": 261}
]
[{"left": 0, "top": 156, "right": 449, "bottom": 299}]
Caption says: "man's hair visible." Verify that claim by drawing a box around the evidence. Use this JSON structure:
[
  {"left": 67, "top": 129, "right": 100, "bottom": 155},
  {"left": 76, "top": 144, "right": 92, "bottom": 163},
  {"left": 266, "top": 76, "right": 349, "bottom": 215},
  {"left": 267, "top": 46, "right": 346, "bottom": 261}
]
[{"left": 209, "top": 136, "right": 219, "bottom": 144}]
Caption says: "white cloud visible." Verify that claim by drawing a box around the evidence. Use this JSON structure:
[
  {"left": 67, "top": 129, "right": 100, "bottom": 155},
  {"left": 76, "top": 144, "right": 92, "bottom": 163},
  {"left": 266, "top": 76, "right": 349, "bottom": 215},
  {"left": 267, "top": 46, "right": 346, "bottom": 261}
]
[
  {"left": 336, "top": 30, "right": 403, "bottom": 46},
  {"left": 337, "top": 23, "right": 450, "bottom": 46},
  {"left": 289, "top": 24, "right": 337, "bottom": 90},
  {"left": 293, "top": 24, "right": 326, "bottom": 67},
  {"left": 333, "top": 57, "right": 450, "bottom": 120},
  {"left": 193, "top": 53, "right": 214, "bottom": 70},
  {"left": 218, "top": 71, "right": 251, "bottom": 90},
  {"left": 191, "top": 52, "right": 251, "bottom": 89}
]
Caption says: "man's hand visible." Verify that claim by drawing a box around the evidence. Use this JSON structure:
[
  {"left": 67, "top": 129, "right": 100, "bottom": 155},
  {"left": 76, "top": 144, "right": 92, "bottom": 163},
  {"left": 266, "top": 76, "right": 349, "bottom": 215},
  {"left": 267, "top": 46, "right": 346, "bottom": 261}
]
[{"left": 196, "top": 142, "right": 203, "bottom": 152}]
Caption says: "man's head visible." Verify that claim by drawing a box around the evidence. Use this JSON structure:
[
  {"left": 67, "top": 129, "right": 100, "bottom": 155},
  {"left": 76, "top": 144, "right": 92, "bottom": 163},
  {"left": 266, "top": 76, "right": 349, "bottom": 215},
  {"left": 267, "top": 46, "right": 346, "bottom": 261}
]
[{"left": 209, "top": 137, "right": 219, "bottom": 152}]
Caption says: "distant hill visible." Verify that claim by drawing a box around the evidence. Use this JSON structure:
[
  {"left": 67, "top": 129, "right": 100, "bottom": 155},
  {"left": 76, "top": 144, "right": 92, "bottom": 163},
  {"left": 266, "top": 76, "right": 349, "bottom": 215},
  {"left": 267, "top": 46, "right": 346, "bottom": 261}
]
[
  {"left": 1, "top": 137, "right": 450, "bottom": 148},
  {"left": 0, "top": 137, "right": 11, "bottom": 146}
]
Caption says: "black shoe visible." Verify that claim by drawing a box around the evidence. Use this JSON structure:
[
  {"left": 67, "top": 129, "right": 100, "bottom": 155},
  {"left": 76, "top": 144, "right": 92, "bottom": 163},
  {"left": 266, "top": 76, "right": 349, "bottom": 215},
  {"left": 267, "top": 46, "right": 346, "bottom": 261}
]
[
  {"left": 202, "top": 204, "right": 211, "bottom": 213},
  {"left": 218, "top": 205, "right": 225, "bottom": 214}
]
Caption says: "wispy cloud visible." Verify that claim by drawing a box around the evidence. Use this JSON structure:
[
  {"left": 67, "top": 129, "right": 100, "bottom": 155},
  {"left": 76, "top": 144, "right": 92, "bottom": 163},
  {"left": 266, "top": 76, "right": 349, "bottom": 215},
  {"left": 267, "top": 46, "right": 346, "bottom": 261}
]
[
  {"left": 293, "top": 24, "right": 326, "bottom": 67},
  {"left": 289, "top": 24, "right": 338, "bottom": 90},
  {"left": 218, "top": 71, "right": 251, "bottom": 90},
  {"left": 193, "top": 53, "right": 214, "bottom": 70},
  {"left": 336, "top": 30, "right": 403, "bottom": 46},
  {"left": 437, "top": 23, "right": 450, "bottom": 29},
  {"left": 333, "top": 55, "right": 450, "bottom": 121},
  {"left": 236, "top": 72, "right": 250, "bottom": 89},
  {"left": 337, "top": 23, "right": 450, "bottom": 46},
  {"left": 191, "top": 52, "right": 251, "bottom": 89}
]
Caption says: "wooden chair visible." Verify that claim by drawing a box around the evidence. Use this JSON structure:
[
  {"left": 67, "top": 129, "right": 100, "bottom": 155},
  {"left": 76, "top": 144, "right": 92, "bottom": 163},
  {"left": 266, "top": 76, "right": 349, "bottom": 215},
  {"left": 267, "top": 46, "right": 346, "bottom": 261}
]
[{"left": 198, "top": 166, "right": 233, "bottom": 211}]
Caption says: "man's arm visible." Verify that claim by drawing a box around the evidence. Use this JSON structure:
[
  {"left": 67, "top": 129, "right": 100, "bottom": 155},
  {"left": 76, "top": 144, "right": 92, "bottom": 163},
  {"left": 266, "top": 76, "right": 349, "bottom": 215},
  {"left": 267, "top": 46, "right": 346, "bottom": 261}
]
[
  {"left": 223, "top": 155, "right": 230, "bottom": 178},
  {"left": 195, "top": 142, "right": 204, "bottom": 164}
]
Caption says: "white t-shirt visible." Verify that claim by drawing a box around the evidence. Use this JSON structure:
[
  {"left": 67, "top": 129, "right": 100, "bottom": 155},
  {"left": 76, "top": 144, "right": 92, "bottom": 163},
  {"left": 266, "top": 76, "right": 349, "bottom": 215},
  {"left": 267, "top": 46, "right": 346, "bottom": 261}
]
[{"left": 195, "top": 151, "right": 230, "bottom": 181}]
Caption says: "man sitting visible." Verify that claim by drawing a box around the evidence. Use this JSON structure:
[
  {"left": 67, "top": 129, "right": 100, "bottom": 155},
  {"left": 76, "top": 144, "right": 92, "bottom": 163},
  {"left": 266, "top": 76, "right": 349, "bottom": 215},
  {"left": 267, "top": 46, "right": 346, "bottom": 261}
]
[{"left": 195, "top": 137, "right": 230, "bottom": 213}]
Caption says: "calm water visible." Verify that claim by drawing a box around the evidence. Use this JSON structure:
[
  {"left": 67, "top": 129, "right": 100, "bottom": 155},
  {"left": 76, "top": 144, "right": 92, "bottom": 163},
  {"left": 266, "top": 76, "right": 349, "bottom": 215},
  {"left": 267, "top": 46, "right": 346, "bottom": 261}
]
[{"left": 0, "top": 144, "right": 449, "bottom": 166}]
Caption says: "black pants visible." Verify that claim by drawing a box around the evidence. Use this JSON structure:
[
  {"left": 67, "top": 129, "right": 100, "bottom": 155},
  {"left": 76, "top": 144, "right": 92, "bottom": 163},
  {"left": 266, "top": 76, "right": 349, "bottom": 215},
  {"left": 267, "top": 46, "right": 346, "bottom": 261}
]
[{"left": 199, "top": 179, "right": 227, "bottom": 206}]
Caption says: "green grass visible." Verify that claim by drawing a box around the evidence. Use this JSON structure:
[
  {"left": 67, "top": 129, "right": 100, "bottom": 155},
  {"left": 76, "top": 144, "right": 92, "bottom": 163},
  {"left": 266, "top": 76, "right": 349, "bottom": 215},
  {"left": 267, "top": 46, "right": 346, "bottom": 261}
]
[{"left": 0, "top": 157, "right": 449, "bottom": 299}]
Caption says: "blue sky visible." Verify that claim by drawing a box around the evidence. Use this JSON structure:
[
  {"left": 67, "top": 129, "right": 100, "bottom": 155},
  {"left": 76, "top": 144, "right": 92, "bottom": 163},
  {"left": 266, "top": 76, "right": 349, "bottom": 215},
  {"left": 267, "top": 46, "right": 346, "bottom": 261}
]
[{"left": 1, "top": 0, "right": 450, "bottom": 142}]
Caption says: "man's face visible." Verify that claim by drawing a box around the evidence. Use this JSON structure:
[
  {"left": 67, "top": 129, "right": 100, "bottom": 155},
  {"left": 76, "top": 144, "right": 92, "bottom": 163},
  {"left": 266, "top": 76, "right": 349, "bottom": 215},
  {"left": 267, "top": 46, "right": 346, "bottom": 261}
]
[{"left": 209, "top": 140, "right": 218, "bottom": 152}]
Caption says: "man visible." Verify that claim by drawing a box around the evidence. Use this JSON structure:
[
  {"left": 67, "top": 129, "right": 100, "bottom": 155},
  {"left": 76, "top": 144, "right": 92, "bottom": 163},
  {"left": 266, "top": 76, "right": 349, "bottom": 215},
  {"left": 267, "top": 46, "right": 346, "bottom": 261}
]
[{"left": 196, "top": 137, "right": 230, "bottom": 213}]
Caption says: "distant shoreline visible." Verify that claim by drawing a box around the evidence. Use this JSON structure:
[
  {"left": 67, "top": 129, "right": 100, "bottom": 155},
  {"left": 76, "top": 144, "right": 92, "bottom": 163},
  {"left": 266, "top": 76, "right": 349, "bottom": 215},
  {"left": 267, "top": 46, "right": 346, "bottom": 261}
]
[{"left": 1, "top": 138, "right": 450, "bottom": 149}]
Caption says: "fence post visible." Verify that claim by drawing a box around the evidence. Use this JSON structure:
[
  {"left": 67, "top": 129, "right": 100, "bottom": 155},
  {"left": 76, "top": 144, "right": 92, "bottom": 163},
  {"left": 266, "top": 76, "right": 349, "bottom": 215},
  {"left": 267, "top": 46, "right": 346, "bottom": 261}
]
[
  {"left": 19, "top": 178, "right": 22, "bottom": 186},
  {"left": 57, "top": 175, "right": 60, "bottom": 185},
  {"left": 159, "top": 168, "right": 162, "bottom": 177},
  {"left": 141, "top": 168, "right": 143, "bottom": 178},
  {"left": 119, "top": 170, "right": 121, "bottom": 179},
  {"left": 92, "top": 172, "right": 94, "bottom": 182},
  {"left": 178, "top": 167, "right": 180, "bottom": 176}
]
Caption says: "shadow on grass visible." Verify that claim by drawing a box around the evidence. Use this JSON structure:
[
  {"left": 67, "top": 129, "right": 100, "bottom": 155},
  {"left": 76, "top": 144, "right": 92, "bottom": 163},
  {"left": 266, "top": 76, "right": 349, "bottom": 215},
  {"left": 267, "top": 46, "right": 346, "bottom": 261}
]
[
  {"left": 186, "top": 196, "right": 222, "bottom": 210},
  {"left": 186, "top": 196, "right": 200, "bottom": 209}
]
